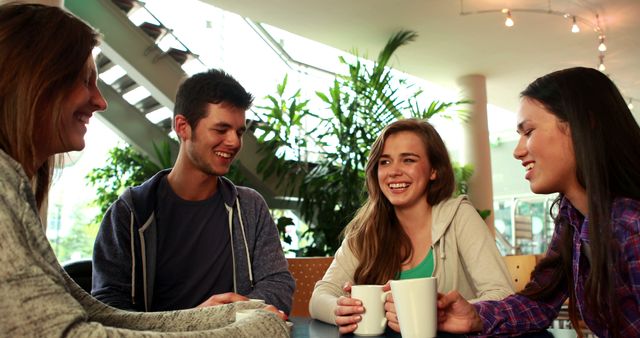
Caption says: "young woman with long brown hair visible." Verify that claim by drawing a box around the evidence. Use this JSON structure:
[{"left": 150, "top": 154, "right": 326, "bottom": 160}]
[
  {"left": 0, "top": 3, "right": 287, "bottom": 336},
  {"left": 309, "top": 118, "right": 513, "bottom": 334},
  {"left": 438, "top": 67, "right": 640, "bottom": 337}
]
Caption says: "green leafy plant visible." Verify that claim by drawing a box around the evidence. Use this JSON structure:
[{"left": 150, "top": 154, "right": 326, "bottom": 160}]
[
  {"left": 86, "top": 143, "right": 166, "bottom": 222},
  {"left": 255, "top": 30, "right": 469, "bottom": 256}
]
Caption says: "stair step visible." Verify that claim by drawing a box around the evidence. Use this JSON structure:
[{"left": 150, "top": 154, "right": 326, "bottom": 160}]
[
  {"left": 110, "top": 75, "right": 137, "bottom": 93},
  {"left": 166, "top": 48, "right": 193, "bottom": 65},
  {"left": 111, "top": 0, "right": 138, "bottom": 14},
  {"left": 156, "top": 117, "right": 173, "bottom": 131},
  {"left": 95, "top": 53, "right": 115, "bottom": 72},
  {"left": 139, "top": 22, "right": 167, "bottom": 41},
  {"left": 136, "top": 96, "right": 162, "bottom": 113}
]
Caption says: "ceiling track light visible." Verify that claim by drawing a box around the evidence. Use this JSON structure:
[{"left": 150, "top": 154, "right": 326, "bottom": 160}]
[
  {"left": 598, "top": 35, "right": 607, "bottom": 52},
  {"left": 502, "top": 9, "right": 514, "bottom": 27},
  {"left": 571, "top": 16, "right": 580, "bottom": 33},
  {"left": 598, "top": 54, "right": 606, "bottom": 72},
  {"left": 459, "top": 0, "right": 612, "bottom": 76}
]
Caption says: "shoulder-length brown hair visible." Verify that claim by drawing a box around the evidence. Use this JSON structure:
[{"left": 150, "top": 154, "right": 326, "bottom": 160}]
[
  {"left": 0, "top": 3, "right": 100, "bottom": 209},
  {"left": 344, "top": 118, "right": 455, "bottom": 284}
]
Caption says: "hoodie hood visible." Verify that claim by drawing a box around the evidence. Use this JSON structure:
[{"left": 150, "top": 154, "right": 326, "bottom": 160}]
[{"left": 431, "top": 195, "right": 468, "bottom": 244}]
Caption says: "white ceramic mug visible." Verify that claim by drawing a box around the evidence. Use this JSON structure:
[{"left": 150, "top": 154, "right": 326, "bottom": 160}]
[
  {"left": 390, "top": 277, "right": 437, "bottom": 338},
  {"left": 350, "top": 284, "right": 388, "bottom": 336},
  {"left": 235, "top": 308, "right": 258, "bottom": 322}
]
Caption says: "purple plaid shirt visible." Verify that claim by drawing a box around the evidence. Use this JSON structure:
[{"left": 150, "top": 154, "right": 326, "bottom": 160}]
[{"left": 474, "top": 197, "right": 640, "bottom": 337}]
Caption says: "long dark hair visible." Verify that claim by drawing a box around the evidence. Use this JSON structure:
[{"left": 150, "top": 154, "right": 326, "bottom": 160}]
[
  {"left": 344, "top": 119, "right": 455, "bottom": 284},
  {"left": 519, "top": 67, "right": 640, "bottom": 337},
  {"left": 0, "top": 3, "right": 99, "bottom": 209}
]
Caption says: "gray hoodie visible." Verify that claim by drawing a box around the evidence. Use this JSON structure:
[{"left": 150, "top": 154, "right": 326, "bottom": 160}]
[{"left": 92, "top": 169, "right": 295, "bottom": 314}]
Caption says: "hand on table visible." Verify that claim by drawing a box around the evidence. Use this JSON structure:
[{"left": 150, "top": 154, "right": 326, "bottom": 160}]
[
  {"left": 334, "top": 282, "right": 365, "bottom": 334},
  {"left": 260, "top": 305, "right": 288, "bottom": 321},
  {"left": 437, "top": 290, "right": 483, "bottom": 333},
  {"left": 197, "top": 292, "right": 248, "bottom": 307},
  {"left": 198, "top": 292, "right": 288, "bottom": 321}
]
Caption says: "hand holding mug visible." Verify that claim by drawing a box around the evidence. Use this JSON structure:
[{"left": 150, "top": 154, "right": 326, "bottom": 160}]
[
  {"left": 437, "top": 290, "right": 483, "bottom": 333},
  {"left": 382, "top": 281, "right": 400, "bottom": 332},
  {"left": 334, "top": 282, "right": 365, "bottom": 334}
]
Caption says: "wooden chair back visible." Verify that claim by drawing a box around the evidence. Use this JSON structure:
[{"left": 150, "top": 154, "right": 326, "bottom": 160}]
[
  {"left": 287, "top": 256, "right": 333, "bottom": 317},
  {"left": 502, "top": 254, "right": 537, "bottom": 292}
]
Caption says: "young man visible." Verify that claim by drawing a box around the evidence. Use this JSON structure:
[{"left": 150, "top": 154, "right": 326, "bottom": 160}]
[{"left": 91, "top": 69, "right": 295, "bottom": 314}]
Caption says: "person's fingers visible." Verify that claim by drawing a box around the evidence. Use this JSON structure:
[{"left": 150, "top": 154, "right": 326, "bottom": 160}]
[
  {"left": 437, "top": 290, "right": 459, "bottom": 309},
  {"left": 335, "top": 314, "right": 362, "bottom": 326},
  {"left": 382, "top": 281, "right": 391, "bottom": 292},
  {"left": 334, "top": 304, "right": 364, "bottom": 316},
  {"left": 387, "top": 320, "right": 401, "bottom": 333},
  {"left": 383, "top": 299, "right": 396, "bottom": 313},
  {"left": 337, "top": 296, "right": 362, "bottom": 306},
  {"left": 257, "top": 305, "right": 287, "bottom": 321},
  {"left": 342, "top": 282, "right": 353, "bottom": 293},
  {"left": 338, "top": 323, "right": 358, "bottom": 334},
  {"left": 224, "top": 292, "right": 250, "bottom": 302}
]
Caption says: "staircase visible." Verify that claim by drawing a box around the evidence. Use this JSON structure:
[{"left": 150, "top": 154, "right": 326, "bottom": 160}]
[{"left": 65, "top": 0, "right": 293, "bottom": 208}]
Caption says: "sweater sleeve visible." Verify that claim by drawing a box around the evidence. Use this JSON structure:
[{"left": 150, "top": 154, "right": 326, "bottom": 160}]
[
  {"left": 92, "top": 195, "right": 139, "bottom": 311},
  {"left": 309, "top": 239, "right": 358, "bottom": 324},
  {"left": 73, "top": 274, "right": 289, "bottom": 337},
  {"left": 453, "top": 201, "right": 515, "bottom": 302}
]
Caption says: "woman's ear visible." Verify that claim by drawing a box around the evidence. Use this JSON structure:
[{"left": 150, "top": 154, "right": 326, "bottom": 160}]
[{"left": 430, "top": 170, "right": 437, "bottom": 181}]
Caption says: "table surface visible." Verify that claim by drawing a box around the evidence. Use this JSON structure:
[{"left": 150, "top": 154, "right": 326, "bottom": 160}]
[{"left": 289, "top": 317, "right": 579, "bottom": 338}]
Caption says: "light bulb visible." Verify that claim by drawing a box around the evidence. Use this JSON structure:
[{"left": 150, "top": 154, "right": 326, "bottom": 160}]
[
  {"left": 629, "top": 100, "right": 634, "bottom": 110},
  {"left": 598, "top": 35, "right": 607, "bottom": 52},
  {"left": 598, "top": 41, "right": 607, "bottom": 52},
  {"left": 571, "top": 17, "right": 580, "bottom": 33},
  {"left": 504, "top": 10, "right": 514, "bottom": 27},
  {"left": 598, "top": 62, "right": 606, "bottom": 72}
]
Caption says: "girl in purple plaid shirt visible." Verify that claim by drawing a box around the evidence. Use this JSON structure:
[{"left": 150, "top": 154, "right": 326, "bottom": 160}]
[{"left": 438, "top": 67, "right": 640, "bottom": 337}]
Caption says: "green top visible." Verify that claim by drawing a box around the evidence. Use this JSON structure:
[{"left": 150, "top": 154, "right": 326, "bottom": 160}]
[{"left": 398, "top": 248, "right": 434, "bottom": 280}]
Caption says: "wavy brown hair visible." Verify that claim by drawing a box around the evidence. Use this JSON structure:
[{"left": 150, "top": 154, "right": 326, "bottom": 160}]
[
  {"left": 344, "top": 119, "right": 455, "bottom": 284},
  {"left": 0, "top": 3, "right": 99, "bottom": 210},
  {"left": 518, "top": 67, "right": 640, "bottom": 337}
]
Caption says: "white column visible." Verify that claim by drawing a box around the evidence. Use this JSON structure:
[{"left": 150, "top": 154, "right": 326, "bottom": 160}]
[{"left": 457, "top": 74, "right": 495, "bottom": 233}]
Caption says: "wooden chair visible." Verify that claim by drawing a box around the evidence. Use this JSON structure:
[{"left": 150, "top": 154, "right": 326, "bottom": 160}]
[
  {"left": 287, "top": 256, "right": 333, "bottom": 317},
  {"left": 502, "top": 254, "right": 537, "bottom": 292}
]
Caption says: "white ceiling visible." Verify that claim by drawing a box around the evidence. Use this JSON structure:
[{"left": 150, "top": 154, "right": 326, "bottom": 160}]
[{"left": 201, "top": 0, "right": 640, "bottom": 114}]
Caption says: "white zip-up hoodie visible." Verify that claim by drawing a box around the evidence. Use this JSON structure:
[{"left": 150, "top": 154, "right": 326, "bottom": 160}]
[{"left": 309, "top": 195, "right": 514, "bottom": 325}]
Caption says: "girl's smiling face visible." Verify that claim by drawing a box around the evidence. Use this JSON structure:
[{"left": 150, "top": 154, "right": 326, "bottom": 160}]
[
  {"left": 513, "top": 97, "right": 581, "bottom": 199},
  {"left": 378, "top": 131, "right": 436, "bottom": 210}
]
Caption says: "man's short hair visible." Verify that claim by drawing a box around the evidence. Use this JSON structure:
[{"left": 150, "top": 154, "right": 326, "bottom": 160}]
[{"left": 174, "top": 69, "right": 254, "bottom": 129}]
